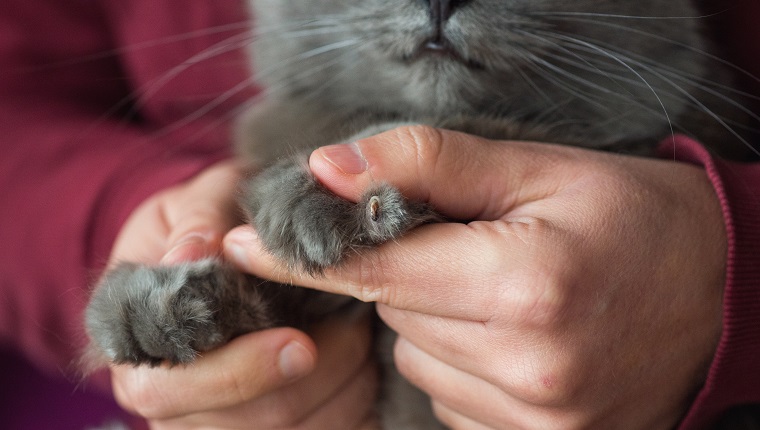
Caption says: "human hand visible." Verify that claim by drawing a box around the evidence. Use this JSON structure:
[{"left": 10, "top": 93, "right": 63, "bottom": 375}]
[
  {"left": 111, "top": 316, "right": 378, "bottom": 430},
  {"left": 224, "top": 126, "right": 727, "bottom": 429},
  {"left": 107, "top": 160, "right": 243, "bottom": 267},
  {"left": 105, "top": 161, "right": 378, "bottom": 429}
]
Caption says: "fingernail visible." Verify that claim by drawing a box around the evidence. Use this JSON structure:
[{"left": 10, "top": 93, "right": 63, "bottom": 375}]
[
  {"left": 226, "top": 241, "right": 249, "bottom": 269},
  {"left": 278, "top": 341, "right": 315, "bottom": 381},
  {"left": 320, "top": 143, "right": 367, "bottom": 174},
  {"left": 161, "top": 233, "right": 208, "bottom": 264},
  {"left": 226, "top": 226, "right": 257, "bottom": 244},
  {"left": 224, "top": 228, "right": 257, "bottom": 268}
]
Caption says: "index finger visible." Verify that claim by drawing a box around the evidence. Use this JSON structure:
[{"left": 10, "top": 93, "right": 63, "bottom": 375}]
[{"left": 225, "top": 215, "right": 570, "bottom": 321}]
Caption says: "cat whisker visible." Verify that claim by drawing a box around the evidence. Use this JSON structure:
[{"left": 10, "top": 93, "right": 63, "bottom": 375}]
[
  {"left": 148, "top": 37, "right": 363, "bottom": 141},
  {"left": 517, "top": 26, "right": 760, "bottom": 149},
  {"left": 511, "top": 61, "right": 559, "bottom": 108},
  {"left": 542, "top": 15, "right": 760, "bottom": 91},
  {"left": 507, "top": 30, "right": 699, "bottom": 147},
  {"left": 528, "top": 38, "right": 694, "bottom": 125},
  {"left": 254, "top": 39, "right": 364, "bottom": 98},
  {"left": 196, "top": 39, "right": 374, "bottom": 142},
  {"left": 252, "top": 9, "right": 398, "bottom": 40},
  {"left": 15, "top": 19, "right": 257, "bottom": 73},
  {"left": 149, "top": 77, "right": 257, "bottom": 140},
  {"left": 516, "top": 50, "right": 618, "bottom": 110},
  {"left": 71, "top": 29, "right": 257, "bottom": 145},
  {"left": 527, "top": 11, "right": 720, "bottom": 20},
  {"left": 547, "top": 30, "right": 760, "bottom": 126},
  {"left": 87, "top": 14, "right": 364, "bottom": 134},
  {"left": 299, "top": 44, "right": 372, "bottom": 104},
  {"left": 137, "top": 31, "right": 256, "bottom": 108},
  {"left": 547, "top": 32, "right": 759, "bottom": 155},
  {"left": 552, "top": 33, "right": 680, "bottom": 143}
]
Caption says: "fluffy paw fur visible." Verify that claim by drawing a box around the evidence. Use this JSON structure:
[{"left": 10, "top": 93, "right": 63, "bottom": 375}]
[
  {"left": 243, "top": 158, "right": 438, "bottom": 274},
  {"left": 85, "top": 260, "right": 276, "bottom": 366},
  {"left": 85, "top": 256, "right": 357, "bottom": 367}
]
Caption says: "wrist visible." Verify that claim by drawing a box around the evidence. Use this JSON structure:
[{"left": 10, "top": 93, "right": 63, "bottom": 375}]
[{"left": 659, "top": 136, "right": 760, "bottom": 428}]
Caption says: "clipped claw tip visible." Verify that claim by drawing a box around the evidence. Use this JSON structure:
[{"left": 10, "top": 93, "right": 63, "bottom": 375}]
[{"left": 369, "top": 196, "right": 381, "bottom": 222}]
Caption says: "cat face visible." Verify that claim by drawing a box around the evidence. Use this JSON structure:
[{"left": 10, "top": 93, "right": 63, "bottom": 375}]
[{"left": 248, "top": 0, "right": 711, "bottom": 145}]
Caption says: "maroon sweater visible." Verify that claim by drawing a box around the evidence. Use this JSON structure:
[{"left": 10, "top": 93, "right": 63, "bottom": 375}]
[{"left": 0, "top": 2, "right": 758, "bottom": 428}]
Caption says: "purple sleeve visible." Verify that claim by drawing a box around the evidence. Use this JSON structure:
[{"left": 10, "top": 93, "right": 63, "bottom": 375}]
[
  {"left": 659, "top": 137, "right": 760, "bottom": 429},
  {"left": 0, "top": 0, "right": 253, "bottom": 374}
]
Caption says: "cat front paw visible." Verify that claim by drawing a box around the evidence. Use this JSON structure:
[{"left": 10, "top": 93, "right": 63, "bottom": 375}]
[
  {"left": 243, "top": 159, "right": 438, "bottom": 274},
  {"left": 85, "top": 259, "right": 270, "bottom": 366}
]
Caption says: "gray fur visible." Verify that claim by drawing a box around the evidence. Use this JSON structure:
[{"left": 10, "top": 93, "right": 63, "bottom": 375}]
[
  {"left": 245, "top": 158, "right": 437, "bottom": 274},
  {"left": 239, "top": 0, "right": 751, "bottom": 159},
  {"left": 85, "top": 259, "right": 351, "bottom": 367},
  {"left": 85, "top": 1, "right": 754, "bottom": 428}
]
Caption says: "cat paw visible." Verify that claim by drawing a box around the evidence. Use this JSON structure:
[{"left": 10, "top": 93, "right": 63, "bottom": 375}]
[
  {"left": 85, "top": 260, "right": 259, "bottom": 366},
  {"left": 243, "top": 159, "right": 437, "bottom": 274}
]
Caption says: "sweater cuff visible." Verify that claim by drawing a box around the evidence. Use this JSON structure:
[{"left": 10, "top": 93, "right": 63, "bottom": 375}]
[{"left": 658, "top": 136, "right": 760, "bottom": 429}]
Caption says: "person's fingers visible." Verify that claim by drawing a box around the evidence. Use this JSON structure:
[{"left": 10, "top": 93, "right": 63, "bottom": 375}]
[
  {"left": 108, "top": 160, "right": 243, "bottom": 267},
  {"left": 394, "top": 337, "right": 579, "bottom": 430},
  {"left": 394, "top": 336, "right": 516, "bottom": 428},
  {"left": 159, "top": 160, "right": 243, "bottom": 264},
  {"left": 224, "top": 127, "right": 593, "bottom": 316},
  {"left": 154, "top": 360, "right": 378, "bottom": 430},
  {"left": 111, "top": 327, "right": 316, "bottom": 420},
  {"left": 378, "top": 304, "right": 576, "bottom": 409},
  {"left": 431, "top": 401, "right": 495, "bottom": 430},
  {"left": 150, "top": 315, "right": 377, "bottom": 429},
  {"left": 284, "top": 359, "right": 378, "bottom": 430},
  {"left": 375, "top": 305, "right": 509, "bottom": 388},
  {"left": 192, "top": 312, "right": 376, "bottom": 428},
  {"left": 225, "top": 213, "right": 575, "bottom": 320},
  {"left": 308, "top": 125, "right": 582, "bottom": 220}
]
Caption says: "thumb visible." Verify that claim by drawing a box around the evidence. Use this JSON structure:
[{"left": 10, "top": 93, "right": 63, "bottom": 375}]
[
  {"left": 308, "top": 125, "right": 578, "bottom": 221},
  {"left": 111, "top": 328, "right": 316, "bottom": 419}
]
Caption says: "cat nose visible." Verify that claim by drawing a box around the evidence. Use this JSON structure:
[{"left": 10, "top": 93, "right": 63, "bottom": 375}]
[
  {"left": 425, "top": 0, "right": 471, "bottom": 24},
  {"left": 422, "top": 0, "right": 470, "bottom": 51}
]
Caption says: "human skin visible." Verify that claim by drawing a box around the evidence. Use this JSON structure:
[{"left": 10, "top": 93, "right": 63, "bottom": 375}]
[
  {"left": 224, "top": 126, "right": 727, "bottom": 429},
  {"left": 106, "top": 161, "right": 378, "bottom": 430}
]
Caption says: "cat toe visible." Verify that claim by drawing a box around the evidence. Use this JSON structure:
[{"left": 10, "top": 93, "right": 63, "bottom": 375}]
[
  {"left": 85, "top": 261, "right": 227, "bottom": 366},
  {"left": 128, "top": 285, "right": 220, "bottom": 365}
]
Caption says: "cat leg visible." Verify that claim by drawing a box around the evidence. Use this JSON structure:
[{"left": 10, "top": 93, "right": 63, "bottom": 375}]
[{"left": 242, "top": 158, "right": 438, "bottom": 274}]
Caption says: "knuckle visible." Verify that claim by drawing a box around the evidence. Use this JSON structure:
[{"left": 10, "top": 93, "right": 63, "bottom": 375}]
[
  {"left": 494, "top": 219, "right": 577, "bottom": 330},
  {"left": 352, "top": 252, "right": 392, "bottom": 304},
  {"left": 519, "top": 272, "right": 570, "bottom": 328},
  {"left": 392, "top": 124, "right": 445, "bottom": 157},
  {"left": 390, "top": 124, "right": 445, "bottom": 188},
  {"left": 497, "top": 273, "right": 567, "bottom": 331},
  {"left": 483, "top": 220, "right": 590, "bottom": 408}
]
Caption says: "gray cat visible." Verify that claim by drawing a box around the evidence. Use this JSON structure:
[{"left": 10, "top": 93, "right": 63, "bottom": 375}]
[{"left": 85, "top": 0, "right": 756, "bottom": 428}]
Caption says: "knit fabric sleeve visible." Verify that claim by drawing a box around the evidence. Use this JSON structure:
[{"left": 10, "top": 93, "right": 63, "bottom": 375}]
[
  {"left": 0, "top": 0, "right": 253, "bottom": 374},
  {"left": 659, "top": 137, "right": 760, "bottom": 429}
]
